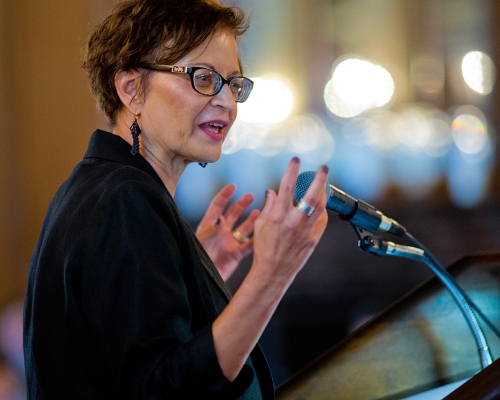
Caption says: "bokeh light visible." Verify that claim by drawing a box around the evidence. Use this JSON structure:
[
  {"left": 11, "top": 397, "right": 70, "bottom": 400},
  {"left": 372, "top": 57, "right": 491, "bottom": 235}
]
[
  {"left": 222, "top": 118, "right": 270, "bottom": 154},
  {"left": 341, "top": 117, "right": 378, "bottom": 147},
  {"left": 324, "top": 57, "right": 395, "bottom": 118},
  {"left": 324, "top": 79, "right": 365, "bottom": 118},
  {"left": 286, "top": 115, "right": 325, "bottom": 153},
  {"left": 395, "top": 107, "right": 431, "bottom": 150},
  {"left": 224, "top": 113, "right": 335, "bottom": 162},
  {"left": 238, "top": 74, "right": 294, "bottom": 124},
  {"left": 253, "top": 128, "right": 288, "bottom": 157},
  {"left": 461, "top": 51, "right": 496, "bottom": 95},
  {"left": 423, "top": 111, "right": 453, "bottom": 158},
  {"left": 285, "top": 115, "right": 335, "bottom": 164},
  {"left": 220, "top": 57, "right": 494, "bottom": 212},
  {"left": 366, "top": 111, "right": 399, "bottom": 150},
  {"left": 410, "top": 55, "right": 445, "bottom": 95},
  {"left": 451, "top": 106, "right": 489, "bottom": 155}
]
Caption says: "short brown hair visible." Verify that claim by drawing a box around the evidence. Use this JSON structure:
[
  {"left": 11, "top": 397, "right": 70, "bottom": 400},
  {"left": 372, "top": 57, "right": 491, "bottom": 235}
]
[{"left": 83, "top": 0, "right": 249, "bottom": 126}]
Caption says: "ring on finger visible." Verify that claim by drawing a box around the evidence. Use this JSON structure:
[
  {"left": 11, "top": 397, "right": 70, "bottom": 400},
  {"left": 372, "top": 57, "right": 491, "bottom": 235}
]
[
  {"left": 232, "top": 230, "right": 250, "bottom": 244},
  {"left": 297, "top": 199, "right": 315, "bottom": 217}
]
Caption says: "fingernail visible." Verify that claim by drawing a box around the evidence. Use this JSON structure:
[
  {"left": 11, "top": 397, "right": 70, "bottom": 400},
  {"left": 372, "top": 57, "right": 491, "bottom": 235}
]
[
  {"left": 321, "top": 165, "right": 329, "bottom": 174},
  {"left": 265, "top": 189, "right": 270, "bottom": 199},
  {"left": 214, "top": 217, "right": 221, "bottom": 225},
  {"left": 291, "top": 156, "right": 300, "bottom": 163}
]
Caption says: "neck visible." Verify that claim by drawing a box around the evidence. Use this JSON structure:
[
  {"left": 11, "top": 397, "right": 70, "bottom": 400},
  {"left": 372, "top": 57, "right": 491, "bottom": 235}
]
[{"left": 112, "top": 115, "right": 187, "bottom": 197}]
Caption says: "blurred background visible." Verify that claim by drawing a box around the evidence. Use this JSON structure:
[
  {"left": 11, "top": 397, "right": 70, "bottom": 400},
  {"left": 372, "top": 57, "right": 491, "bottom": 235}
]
[{"left": 2, "top": 0, "right": 500, "bottom": 396}]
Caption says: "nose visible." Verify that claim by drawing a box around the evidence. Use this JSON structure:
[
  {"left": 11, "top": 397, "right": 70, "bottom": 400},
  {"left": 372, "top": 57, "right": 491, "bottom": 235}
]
[{"left": 210, "top": 83, "right": 236, "bottom": 111}]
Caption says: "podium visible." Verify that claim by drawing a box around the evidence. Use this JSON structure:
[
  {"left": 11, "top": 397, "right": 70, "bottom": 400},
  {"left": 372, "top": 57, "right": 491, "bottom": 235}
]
[
  {"left": 444, "top": 354, "right": 500, "bottom": 399},
  {"left": 276, "top": 252, "right": 500, "bottom": 399}
]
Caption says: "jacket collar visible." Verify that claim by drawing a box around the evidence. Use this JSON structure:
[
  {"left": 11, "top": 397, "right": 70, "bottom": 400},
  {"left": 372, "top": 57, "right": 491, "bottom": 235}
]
[
  {"left": 84, "top": 129, "right": 166, "bottom": 191},
  {"left": 84, "top": 129, "right": 233, "bottom": 301}
]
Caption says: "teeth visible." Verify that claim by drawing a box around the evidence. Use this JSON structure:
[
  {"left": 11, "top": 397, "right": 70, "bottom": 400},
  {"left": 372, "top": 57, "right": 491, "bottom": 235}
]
[{"left": 202, "top": 122, "right": 224, "bottom": 134}]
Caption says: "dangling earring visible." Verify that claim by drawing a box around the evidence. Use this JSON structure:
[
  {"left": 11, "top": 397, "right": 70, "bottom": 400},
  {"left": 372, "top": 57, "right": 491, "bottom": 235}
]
[
  {"left": 130, "top": 112, "right": 141, "bottom": 156},
  {"left": 199, "top": 163, "right": 207, "bottom": 168}
]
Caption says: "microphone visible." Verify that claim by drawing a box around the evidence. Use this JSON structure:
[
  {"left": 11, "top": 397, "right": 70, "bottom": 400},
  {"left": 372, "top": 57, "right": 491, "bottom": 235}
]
[{"left": 294, "top": 171, "right": 406, "bottom": 237}]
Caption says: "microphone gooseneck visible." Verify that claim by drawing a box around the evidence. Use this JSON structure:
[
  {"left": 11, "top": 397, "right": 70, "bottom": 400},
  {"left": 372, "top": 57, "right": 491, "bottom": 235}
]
[{"left": 294, "top": 170, "right": 494, "bottom": 369}]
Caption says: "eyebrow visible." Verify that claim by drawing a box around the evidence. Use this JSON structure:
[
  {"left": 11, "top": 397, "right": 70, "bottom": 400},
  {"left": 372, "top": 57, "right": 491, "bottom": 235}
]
[{"left": 190, "top": 62, "right": 241, "bottom": 77}]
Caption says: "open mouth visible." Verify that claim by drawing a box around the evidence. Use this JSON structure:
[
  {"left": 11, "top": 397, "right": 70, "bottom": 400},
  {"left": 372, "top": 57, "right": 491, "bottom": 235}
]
[{"left": 200, "top": 122, "right": 225, "bottom": 134}]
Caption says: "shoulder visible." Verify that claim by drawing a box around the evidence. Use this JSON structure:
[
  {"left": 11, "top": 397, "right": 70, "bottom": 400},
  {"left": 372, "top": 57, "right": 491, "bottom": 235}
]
[
  {"left": 77, "top": 160, "right": 166, "bottom": 197},
  {"left": 61, "top": 159, "right": 172, "bottom": 213},
  {"left": 46, "top": 159, "right": 182, "bottom": 243},
  {"left": 92, "top": 165, "right": 179, "bottom": 229}
]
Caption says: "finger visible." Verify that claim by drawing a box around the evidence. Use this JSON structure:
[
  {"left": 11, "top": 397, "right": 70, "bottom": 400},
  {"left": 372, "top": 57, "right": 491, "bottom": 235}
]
[
  {"left": 239, "top": 239, "right": 255, "bottom": 258},
  {"left": 295, "top": 165, "right": 329, "bottom": 218},
  {"left": 196, "top": 221, "right": 219, "bottom": 239},
  {"left": 317, "top": 185, "right": 327, "bottom": 213},
  {"left": 224, "top": 193, "right": 254, "bottom": 227},
  {"left": 303, "top": 183, "right": 328, "bottom": 226},
  {"left": 259, "top": 189, "right": 276, "bottom": 219},
  {"left": 233, "top": 209, "right": 260, "bottom": 236},
  {"left": 202, "top": 184, "right": 236, "bottom": 223},
  {"left": 276, "top": 157, "right": 301, "bottom": 210}
]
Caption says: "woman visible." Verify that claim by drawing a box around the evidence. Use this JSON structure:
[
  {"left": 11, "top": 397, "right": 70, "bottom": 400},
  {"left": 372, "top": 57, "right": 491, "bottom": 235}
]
[{"left": 23, "top": 0, "right": 329, "bottom": 399}]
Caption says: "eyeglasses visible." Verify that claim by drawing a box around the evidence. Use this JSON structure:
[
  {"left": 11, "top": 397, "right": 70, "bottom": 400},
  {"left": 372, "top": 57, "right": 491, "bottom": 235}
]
[{"left": 141, "top": 64, "right": 254, "bottom": 103}]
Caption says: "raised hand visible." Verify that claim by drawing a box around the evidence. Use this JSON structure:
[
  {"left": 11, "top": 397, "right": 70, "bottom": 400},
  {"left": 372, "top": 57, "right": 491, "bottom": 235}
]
[
  {"left": 212, "top": 158, "right": 330, "bottom": 381},
  {"left": 196, "top": 184, "right": 260, "bottom": 281},
  {"left": 251, "top": 157, "right": 329, "bottom": 285}
]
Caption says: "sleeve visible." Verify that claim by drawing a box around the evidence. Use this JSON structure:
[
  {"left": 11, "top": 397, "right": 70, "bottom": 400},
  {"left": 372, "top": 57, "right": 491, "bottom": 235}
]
[{"left": 75, "top": 178, "right": 254, "bottom": 400}]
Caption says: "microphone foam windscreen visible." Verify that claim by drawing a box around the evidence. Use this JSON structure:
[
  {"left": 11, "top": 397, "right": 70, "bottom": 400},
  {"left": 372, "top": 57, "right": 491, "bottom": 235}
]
[{"left": 294, "top": 171, "right": 331, "bottom": 204}]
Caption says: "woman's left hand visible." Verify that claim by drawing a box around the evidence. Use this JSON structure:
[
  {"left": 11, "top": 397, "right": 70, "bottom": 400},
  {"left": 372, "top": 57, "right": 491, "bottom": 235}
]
[{"left": 196, "top": 184, "right": 260, "bottom": 281}]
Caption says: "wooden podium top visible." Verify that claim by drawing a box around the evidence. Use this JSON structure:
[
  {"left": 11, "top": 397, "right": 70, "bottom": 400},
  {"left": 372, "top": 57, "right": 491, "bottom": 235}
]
[
  {"left": 276, "top": 252, "right": 500, "bottom": 400},
  {"left": 444, "top": 354, "right": 500, "bottom": 399}
]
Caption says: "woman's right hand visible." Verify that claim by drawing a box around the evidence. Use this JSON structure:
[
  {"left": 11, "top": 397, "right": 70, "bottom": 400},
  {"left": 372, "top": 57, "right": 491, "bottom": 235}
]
[{"left": 250, "top": 157, "right": 329, "bottom": 290}]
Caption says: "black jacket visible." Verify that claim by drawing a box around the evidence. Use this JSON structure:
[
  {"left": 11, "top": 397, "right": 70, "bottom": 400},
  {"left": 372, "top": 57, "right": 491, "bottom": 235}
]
[{"left": 24, "top": 130, "right": 274, "bottom": 399}]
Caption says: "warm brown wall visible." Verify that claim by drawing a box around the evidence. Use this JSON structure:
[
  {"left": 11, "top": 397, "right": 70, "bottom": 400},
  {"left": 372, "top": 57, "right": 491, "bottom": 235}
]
[
  {"left": 0, "top": 0, "right": 9, "bottom": 306},
  {"left": 0, "top": 0, "right": 100, "bottom": 308}
]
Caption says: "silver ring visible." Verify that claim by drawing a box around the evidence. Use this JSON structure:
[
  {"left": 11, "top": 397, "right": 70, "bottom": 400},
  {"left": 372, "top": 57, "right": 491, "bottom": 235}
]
[
  {"left": 297, "top": 199, "right": 315, "bottom": 217},
  {"left": 232, "top": 230, "right": 250, "bottom": 244}
]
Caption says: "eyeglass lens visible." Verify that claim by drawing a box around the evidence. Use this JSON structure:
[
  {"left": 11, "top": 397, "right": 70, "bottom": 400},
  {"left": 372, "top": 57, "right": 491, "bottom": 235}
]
[{"left": 193, "top": 69, "right": 252, "bottom": 102}]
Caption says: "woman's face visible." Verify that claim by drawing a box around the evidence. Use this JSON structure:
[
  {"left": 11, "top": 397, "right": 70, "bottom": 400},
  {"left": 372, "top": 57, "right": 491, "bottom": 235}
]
[{"left": 139, "top": 30, "right": 240, "bottom": 166}]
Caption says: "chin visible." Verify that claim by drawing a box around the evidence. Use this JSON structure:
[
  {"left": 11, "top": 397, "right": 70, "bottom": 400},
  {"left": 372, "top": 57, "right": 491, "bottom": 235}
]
[
  {"left": 204, "top": 155, "right": 222, "bottom": 164},
  {"left": 197, "top": 145, "right": 223, "bottom": 164}
]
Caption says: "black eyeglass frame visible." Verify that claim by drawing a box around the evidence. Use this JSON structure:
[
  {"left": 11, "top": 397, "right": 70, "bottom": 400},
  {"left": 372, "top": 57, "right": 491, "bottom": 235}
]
[{"left": 141, "top": 64, "right": 254, "bottom": 103}]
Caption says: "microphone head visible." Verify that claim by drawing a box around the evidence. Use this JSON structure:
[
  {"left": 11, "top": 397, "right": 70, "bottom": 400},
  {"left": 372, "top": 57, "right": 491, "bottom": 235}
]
[{"left": 294, "top": 171, "right": 331, "bottom": 203}]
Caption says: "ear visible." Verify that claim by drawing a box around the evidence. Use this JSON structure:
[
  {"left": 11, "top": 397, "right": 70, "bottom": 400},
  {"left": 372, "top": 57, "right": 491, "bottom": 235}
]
[{"left": 114, "top": 69, "right": 143, "bottom": 114}]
